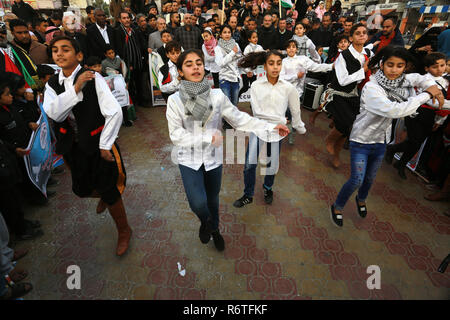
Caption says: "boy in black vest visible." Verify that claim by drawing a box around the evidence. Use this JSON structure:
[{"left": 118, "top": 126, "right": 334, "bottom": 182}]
[{"left": 43, "top": 36, "right": 132, "bottom": 256}]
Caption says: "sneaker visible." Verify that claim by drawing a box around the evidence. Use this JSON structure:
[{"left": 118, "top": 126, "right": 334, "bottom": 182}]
[
  {"left": 123, "top": 120, "right": 133, "bottom": 127},
  {"left": 263, "top": 186, "right": 273, "bottom": 204},
  {"left": 330, "top": 205, "right": 343, "bottom": 227},
  {"left": 233, "top": 195, "right": 253, "bottom": 208},
  {"left": 199, "top": 222, "right": 211, "bottom": 244},
  {"left": 211, "top": 230, "right": 225, "bottom": 251},
  {"left": 355, "top": 196, "right": 367, "bottom": 218}
]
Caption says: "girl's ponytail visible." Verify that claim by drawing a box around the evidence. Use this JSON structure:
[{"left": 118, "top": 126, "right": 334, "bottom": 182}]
[{"left": 239, "top": 50, "right": 285, "bottom": 69}]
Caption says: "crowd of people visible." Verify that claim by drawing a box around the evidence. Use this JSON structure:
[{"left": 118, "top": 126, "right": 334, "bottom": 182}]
[{"left": 0, "top": 0, "right": 449, "bottom": 300}]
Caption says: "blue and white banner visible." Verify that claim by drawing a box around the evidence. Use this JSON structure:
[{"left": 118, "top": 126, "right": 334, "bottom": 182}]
[{"left": 24, "top": 103, "right": 53, "bottom": 197}]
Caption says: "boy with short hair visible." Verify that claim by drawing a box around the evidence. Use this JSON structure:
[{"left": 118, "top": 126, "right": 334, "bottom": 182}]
[
  {"left": 156, "top": 30, "right": 174, "bottom": 66},
  {"left": 101, "top": 45, "right": 127, "bottom": 77},
  {"left": 158, "top": 41, "right": 181, "bottom": 101},
  {"left": 85, "top": 56, "right": 103, "bottom": 75},
  {"left": 43, "top": 36, "right": 132, "bottom": 256}
]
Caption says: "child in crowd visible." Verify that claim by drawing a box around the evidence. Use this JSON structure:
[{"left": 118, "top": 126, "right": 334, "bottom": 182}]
[
  {"left": 166, "top": 49, "right": 289, "bottom": 251},
  {"left": 330, "top": 46, "right": 442, "bottom": 227},
  {"left": 385, "top": 52, "right": 450, "bottom": 179},
  {"left": 201, "top": 27, "right": 220, "bottom": 89},
  {"left": 43, "top": 36, "right": 132, "bottom": 256},
  {"left": 85, "top": 56, "right": 103, "bottom": 75},
  {"left": 280, "top": 40, "right": 333, "bottom": 145},
  {"left": 158, "top": 41, "right": 182, "bottom": 101},
  {"left": 326, "top": 34, "right": 350, "bottom": 63},
  {"left": 156, "top": 30, "right": 174, "bottom": 68},
  {"left": 102, "top": 45, "right": 127, "bottom": 77},
  {"left": 291, "top": 23, "right": 321, "bottom": 63},
  {"left": 36, "top": 64, "right": 56, "bottom": 92},
  {"left": 239, "top": 30, "right": 264, "bottom": 98},
  {"left": 233, "top": 50, "right": 305, "bottom": 208}
]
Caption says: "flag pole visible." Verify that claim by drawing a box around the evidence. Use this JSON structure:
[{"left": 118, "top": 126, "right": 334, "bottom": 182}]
[
  {"left": 222, "top": 0, "right": 226, "bottom": 25},
  {"left": 279, "top": 0, "right": 282, "bottom": 18}
]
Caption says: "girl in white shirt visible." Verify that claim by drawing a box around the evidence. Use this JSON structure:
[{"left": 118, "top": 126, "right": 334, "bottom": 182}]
[
  {"left": 233, "top": 50, "right": 306, "bottom": 208},
  {"left": 291, "top": 23, "right": 321, "bottom": 64},
  {"left": 201, "top": 27, "right": 220, "bottom": 88},
  {"left": 330, "top": 46, "right": 443, "bottom": 227},
  {"left": 280, "top": 39, "right": 333, "bottom": 144},
  {"left": 239, "top": 31, "right": 264, "bottom": 98},
  {"left": 166, "top": 49, "right": 289, "bottom": 251},
  {"left": 214, "top": 25, "right": 242, "bottom": 107}
]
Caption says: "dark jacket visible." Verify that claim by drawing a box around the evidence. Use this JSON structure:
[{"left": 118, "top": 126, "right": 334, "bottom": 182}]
[
  {"left": 0, "top": 138, "right": 22, "bottom": 188},
  {"left": 86, "top": 24, "right": 117, "bottom": 59},
  {"left": 277, "top": 29, "right": 293, "bottom": 50},
  {"left": 12, "top": 1, "right": 38, "bottom": 23},
  {"left": 257, "top": 25, "right": 278, "bottom": 50},
  {"left": 307, "top": 26, "right": 333, "bottom": 47},
  {"left": 0, "top": 104, "right": 32, "bottom": 152}
]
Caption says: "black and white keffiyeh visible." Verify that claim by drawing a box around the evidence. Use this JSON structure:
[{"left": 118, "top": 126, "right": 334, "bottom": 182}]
[
  {"left": 374, "top": 69, "right": 410, "bottom": 102},
  {"left": 179, "top": 78, "right": 212, "bottom": 126},
  {"left": 218, "top": 38, "right": 237, "bottom": 54}
]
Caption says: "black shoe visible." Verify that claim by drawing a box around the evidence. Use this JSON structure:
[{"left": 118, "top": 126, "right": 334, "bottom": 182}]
[
  {"left": 330, "top": 205, "right": 343, "bottom": 227},
  {"left": 263, "top": 186, "right": 273, "bottom": 205},
  {"left": 394, "top": 162, "right": 407, "bottom": 180},
  {"left": 355, "top": 196, "right": 367, "bottom": 218},
  {"left": 233, "top": 195, "right": 253, "bottom": 208},
  {"left": 123, "top": 120, "right": 133, "bottom": 127},
  {"left": 16, "top": 227, "right": 44, "bottom": 241},
  {"left": 24, "top": 219, "right": 41, "bottom": 229},
  {"left": 211, "top": 230, "right": 225, "bottom": 251},
  {"left": 47, "top": 177, "right": 59, "bottom": 187},
  {"left": 199, "top": 222, "right": 212, "bottom": 244},
  {"left": 384, "top": 145, "right": 395, "bottom": 164}
]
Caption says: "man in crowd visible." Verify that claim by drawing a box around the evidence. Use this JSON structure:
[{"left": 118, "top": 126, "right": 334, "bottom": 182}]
[
  {"left": 85, "top": 5, "right": 96, "bottom": 28},
  {"left": 9, "top": 19, "right": 48, "bottom": 66},
  {"left": 32, "top": 18, "right": 48, "bottom": 44},
  {"left": 238, "top": 0, "right": 253, "bottom": 25},
  {"left": 174, "top": 13, "right": 202, "bottom": 50},
  {"left": 239, "top": 17, "right": 257, "bottom": 50},
  {"left": 207, "top": 0, "right": 225, "bottom": 24},
  {"left": 369, "top": 17, "right": 404, "bottom": 53},
  {"left": 86, "top": 9, "right": 117, "bottom": 59},
  {"left": 193, "top": 5, "right": 205, "bottom": 27},
  {"left": 258, "top": 14, "right": 278, "bottom": 50},
  {"left": 11, "top": 0, "right": 38, "bottom": 24},
  {"left": 250, "top": 5, "right": 263, "bottom": 26},
  {"left": 166, "top": 12, "right": 181, "bottom": 36},
  {"left": 308, "top": 12, "right": 333, "bottom": 47},
  {"left": 62, "top": 12, "right": 88, "bottom": 60},
  {"left": 147, "top": 13, "right": 157, "bottom": 34},
  {"left": 328, "top": 17, "right": 354, "bottom": 59},
  {"left": 277, "top": 18, "right": 293, "bottom": 50},
  {"left": 148, "top": 17, "right": 167, "bottom": 52},
  {"left": 228, "top": 16, "right": 240, "bottom": 43}
]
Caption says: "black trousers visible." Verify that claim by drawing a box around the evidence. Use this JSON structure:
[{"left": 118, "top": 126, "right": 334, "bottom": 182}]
[
  {"left": 239, "top": 74, "right": 256, "bottom": 98},
  {"left": 395, "top": 107, "right": 435, "bottom": 167},
  {"left": 0, "top": 186, "right": 26, "bottom": 235}
]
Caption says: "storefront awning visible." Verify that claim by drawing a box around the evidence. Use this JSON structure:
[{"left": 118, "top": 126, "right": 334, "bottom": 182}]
[{"left": 419, "top": 5, "right": 449, "bottom": 14}]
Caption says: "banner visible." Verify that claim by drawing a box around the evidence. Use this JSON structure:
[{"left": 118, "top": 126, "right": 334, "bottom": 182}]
[
  {"left": 149, "top": 53, "right": 166, "bottom": 106},
  {"left": 24, "top": 103, "right": 53, "bottom": 197},
  {"left": 104, "top": 74, "right": 130, "bottom": 107}
]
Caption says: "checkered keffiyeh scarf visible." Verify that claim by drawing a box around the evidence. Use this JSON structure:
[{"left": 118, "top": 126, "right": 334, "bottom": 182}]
[
  {"left": 179, "top": 78, "right": 212, "bottom": 126},
  {"left": 374, "top": 69, "right": 410, "bottom": 102},
  {"left": 218, "top": 38, "right": 237, "bottom": 54}
]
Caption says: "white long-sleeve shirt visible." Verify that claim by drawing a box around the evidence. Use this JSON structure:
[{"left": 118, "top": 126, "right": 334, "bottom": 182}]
[
  {"left": 293, "top": 35, "right": 321, "bottom": 63},
  {"left": 350, "top": 73, "right": 435, "bottom": 144},
  {"left": 250, "top": 76, "right": 306, "bottom": 136},
  {"left": 158, "top": 60, "right": 180, "bottom": 94},
  {"left": 420, "top": 73, "right": 450, "bottom": 125},
  {"left": 214, "top": 45, "right": 242, "bottom": 83},
  {"left": 43, "top": 64, "right": 122, "bottom": 150},
  {"left": 202, "top": 44, "right": 220, "bottom": 73},
  {"left": 334, "top": 44, "right": 373, "bottom": 87},
  {"left": 243, "top": 43, "right": 264, "bottom": 74},
  {"left": 280, "top": 55, "right": 332, "bottom": 96},
  {"left": 166, "top": 89, "right": 279, "bottom": 171}
]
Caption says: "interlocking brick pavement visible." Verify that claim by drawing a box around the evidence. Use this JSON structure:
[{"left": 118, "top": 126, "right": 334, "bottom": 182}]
[{"left": 13, "top": 104, "right": 450, "bottom": 300}]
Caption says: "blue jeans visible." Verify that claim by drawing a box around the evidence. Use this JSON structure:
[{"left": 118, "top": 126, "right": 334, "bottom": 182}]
[
  {"left": 219, "top": 80, "right": 239, "bottom": 106},
  {"left": 334, "top": 141, "right": 386, "bottom": 210},
  {"left": 244, "top": 134, "right": 282, "bottom": 197},
  {"left": 179, "top": 164, "right": 222, "bottom": 230}
]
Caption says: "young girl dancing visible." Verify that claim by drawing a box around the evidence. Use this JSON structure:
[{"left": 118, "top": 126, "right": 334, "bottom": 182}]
[
  {"left": 166, "top": 49, "right": 289, "bottom": 251},
  {"left": 330, "top": 46, "right": 443, "bottom": 227},
  {"left": 233, "top": 50, "right": 306, "bottom": 207}
]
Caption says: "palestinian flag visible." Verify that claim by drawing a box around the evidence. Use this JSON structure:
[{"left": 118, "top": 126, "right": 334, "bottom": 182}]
[{"left": 281, "top": 0, "right": 294, "bottom": 8}]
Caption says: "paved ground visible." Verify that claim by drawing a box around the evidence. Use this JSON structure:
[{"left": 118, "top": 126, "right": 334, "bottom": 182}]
[{"left": 15, "top": 104, "right": 450, "bottom": 300}]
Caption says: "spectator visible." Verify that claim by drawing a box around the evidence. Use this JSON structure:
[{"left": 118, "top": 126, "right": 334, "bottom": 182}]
[
  {"left": 174, "top": 13, "right": 203, "bottom": 50},
  {"left": 85, "top": 5, "right": 96, "bottom": 28},
  {"left": 250, "top": 5, "right": 263, "bottom": 26},
  {"left": 308, "top": 14, "right": 333, "bottom": 47},
  {"left": 239, "top": 17, "right": 258, "bottom": 51},
  {"left": 147, "top": 3, "right": 159, "bottom": 17},
  {"left": 147, "top": 13, "right": 157, "bottom": 34},
  {"left": 148, "top": 17, "right": 167, "bottom": 52},
  {"left": 304, "top": 4, "right": 317, "bottom": 22},
  {"left": 228, "top": 16, "right": 240, "bottom": 44},
  {"left": 438, "top": 27, "right": 450, "bottom": 57},
  {"left": 156, "top": 30, "right": 174, "bottom": 66},
  {"left": 86, "top": 9, "right": 117, "bottom": 61},
  {"left": 9, "top": 19, "right": 48, "bottom": 66},
  {"left": 329, "top": 0, "right": 342, "bottom": 22},
  {"left": 102, "top": 44, "right": 127, "bottom": 76},
  {"left": 44, "top": 26, "right": 62, "bottom": 45},
  {"left": 166, "top": 12, "right": 181, "bottom": 36},
  {"left": 62, "top": 12, "right": 88, "bottom": 61},
  {"left": 238, "top": 0, "right": 253, "bottom": 25},
  {"left": 328, "top": 17, "right": 354, "bottom": 60},
  {"left": 315, "top": 1, "right": 326, "bottom": 21},
  {"left": 369, "top": 17, "right": 404, "bottom": 53},
  {"left": 257, "top": 14, "right": 278, "bottom": 50},
  {"left": 193, "top": 6, "right": 205, "bottom": 27},
  {"left": 32, "top": 18, "right": 48, "bottom": 44},
  {"left": 207, "top": 0, "right": 225, "bottom": 24},
  {"left": 11, "top": 0, "right": 38, "bottom": 24},
  {"left": 49, "top": 11, "right": 63, "bottom": 28},
  {"left": 276, "top": 18, "right": 293, "bottom": 50}
]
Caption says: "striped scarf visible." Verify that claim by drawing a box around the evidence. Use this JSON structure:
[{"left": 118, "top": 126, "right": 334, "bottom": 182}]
[
  {"left": 374, "top": 70, "right": 410, "bottom": 103},
  {"left": 218, "top": 38, "right": 237, "bottom": 54},
  {"left": 120, "top": 24, "right": 142, "bottom": 70}
]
